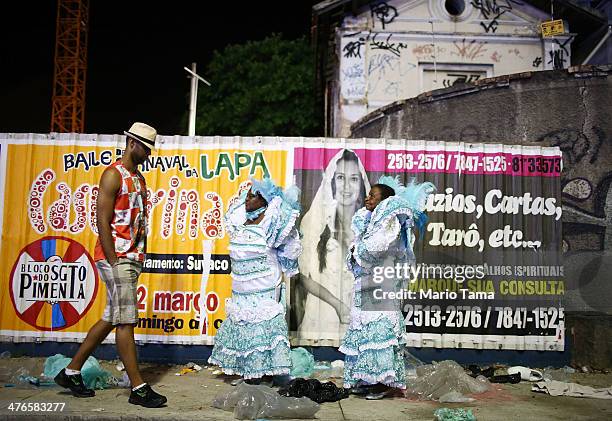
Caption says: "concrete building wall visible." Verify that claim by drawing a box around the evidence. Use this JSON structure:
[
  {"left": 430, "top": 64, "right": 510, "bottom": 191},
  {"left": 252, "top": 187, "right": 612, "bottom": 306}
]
[
  {"left": 333, "top": 0, "right": 574, "bottom": 136},
  {"left": 350, "top": 65, "right": 612, "bottom": 368}
]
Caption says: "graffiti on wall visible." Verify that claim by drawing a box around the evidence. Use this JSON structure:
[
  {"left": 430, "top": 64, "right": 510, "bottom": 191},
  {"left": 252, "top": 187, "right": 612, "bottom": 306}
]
[
  {"left": 452, "top": 38, "right": 488, "bottom": 60},
  {"left": 370, "top": 33, "right": 407, "bottom": 57},
  {"left": 548, "top": 37, "right": 574, "bottom": 70},
  {"left": 370, "top": 1, "right": 398, "bottom": 29},
  {"left": 470, "top": 0, "right": 523, "bottom": 33},
  {"left": 442, "top": 73, "right": 483, "bottom": 88}
]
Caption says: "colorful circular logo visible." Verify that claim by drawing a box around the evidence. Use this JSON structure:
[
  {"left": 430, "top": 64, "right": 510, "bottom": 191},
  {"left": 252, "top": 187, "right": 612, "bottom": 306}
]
[{"left": 9, "top": 236, "right": 99, "bottom": 331}]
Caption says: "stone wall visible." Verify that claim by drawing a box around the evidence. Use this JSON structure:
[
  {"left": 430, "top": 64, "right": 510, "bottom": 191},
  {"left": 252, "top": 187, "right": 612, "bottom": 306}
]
[{"left": 351, "top": 66, "right": 612, "bottom": 367}]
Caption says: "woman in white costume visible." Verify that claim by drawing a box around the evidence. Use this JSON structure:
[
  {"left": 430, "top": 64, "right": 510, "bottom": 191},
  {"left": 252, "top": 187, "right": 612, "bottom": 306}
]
[
  {"left": 341, "top": 176, "right": 434, "bottom": 399},
  {"left": 297, "top": 149, "right": 370, "bottom": 341},
  {"left": 209, "top": 178, "right": 302, "bottom": 384}
]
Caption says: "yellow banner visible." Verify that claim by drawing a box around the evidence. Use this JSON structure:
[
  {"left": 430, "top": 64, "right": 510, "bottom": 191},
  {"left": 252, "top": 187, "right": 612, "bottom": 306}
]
[{"left": 0, "top": 139, "right": 287, "bottom": 344}]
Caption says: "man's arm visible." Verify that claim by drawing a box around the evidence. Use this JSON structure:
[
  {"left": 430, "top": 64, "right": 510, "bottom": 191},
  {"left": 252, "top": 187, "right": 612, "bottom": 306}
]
[{"left": 96, "top": 167, "right": 121, "bottom": 265}]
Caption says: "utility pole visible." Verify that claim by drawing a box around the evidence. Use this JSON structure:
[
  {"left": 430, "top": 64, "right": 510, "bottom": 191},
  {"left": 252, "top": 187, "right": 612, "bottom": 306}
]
[{"left": 184, "top": 63, "right": 211, "bottom": 136}]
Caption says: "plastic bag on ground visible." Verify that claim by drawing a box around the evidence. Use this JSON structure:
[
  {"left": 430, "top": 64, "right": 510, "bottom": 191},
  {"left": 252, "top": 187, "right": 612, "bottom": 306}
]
[
  {"left": 289, "top": 348, "right": 315, "bottom": 378},
  {"left": 438, "top": 391, "right": 476, "bottom": 403},
  {"left": 542, "top": 367, "right": 574, "bottom": 382},
  {"left": 404, "top": 348, "right": 424, "bottom": 368},
  {"left": 278, "top": 378, "right": 349, "bottom": 403},
  {"left": 311, "top": 360, "right": 343, "bottom": 381},
  {"left": 43, "top": 354, "right": 113, "bottom": 390},
  {"left": 434, "top": 408, "right": 477, "bottom": 421},
  {"left": 405, "top": 360, "right": 490, "bottom": 401},
  {"left": 212, "top": 382, "right": 319, "bottom": 420}
]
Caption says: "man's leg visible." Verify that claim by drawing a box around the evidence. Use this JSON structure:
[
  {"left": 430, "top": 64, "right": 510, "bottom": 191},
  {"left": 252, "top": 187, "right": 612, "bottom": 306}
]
[
  {"left": 115, "top": 323, "right": 144, "bottom": 387},
  {"left": 67, "top": 320, "right": 114, "bottom": 371},
  {"left": 54, "top": 319, "right": 113, "bottom": 397}
]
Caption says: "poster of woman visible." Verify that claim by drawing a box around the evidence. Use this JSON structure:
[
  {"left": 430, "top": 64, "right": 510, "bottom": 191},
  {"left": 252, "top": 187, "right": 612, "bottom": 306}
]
[{"left": 291, "top": 149, "right": 370, "bottom": 342}]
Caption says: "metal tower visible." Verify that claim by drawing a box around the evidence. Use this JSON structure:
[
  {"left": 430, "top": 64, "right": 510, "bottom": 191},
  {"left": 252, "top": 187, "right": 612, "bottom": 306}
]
[{"left": 50, "top": 0, "right": 89, "bottom": 133}]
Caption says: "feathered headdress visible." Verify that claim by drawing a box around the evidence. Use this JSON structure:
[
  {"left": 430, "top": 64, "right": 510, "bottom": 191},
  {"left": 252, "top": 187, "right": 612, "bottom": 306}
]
[
  {"left": 250, "top": 177, "right": 301, "bottom": 211},
  {"left": 377, "top": 175, "right": 435, "bottom": 233}
]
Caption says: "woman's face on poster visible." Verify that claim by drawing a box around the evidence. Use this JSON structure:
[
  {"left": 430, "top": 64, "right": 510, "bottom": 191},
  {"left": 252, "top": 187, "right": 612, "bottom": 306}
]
[{"left": 333, "top": 159, "right": 362, "bottom": 207}]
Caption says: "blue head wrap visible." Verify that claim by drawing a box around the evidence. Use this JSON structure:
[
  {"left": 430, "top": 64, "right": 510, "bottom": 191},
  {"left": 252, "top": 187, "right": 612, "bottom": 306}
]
[
  {"left": 377, "top": 175, "right": 435, "bottom": 235},
  {"left": 250, "top": 177, "right": 301, "bottom": 211}
]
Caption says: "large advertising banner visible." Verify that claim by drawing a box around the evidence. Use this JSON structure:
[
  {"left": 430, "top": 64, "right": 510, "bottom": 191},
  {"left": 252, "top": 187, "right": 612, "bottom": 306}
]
[
  {"left": 290, "top": 140, "right": 564, "bottom": 351},
  {"left": 0, "top": 135, "right": 287, "bottom": 344},
  {"left": 0, "top": 135, "right": 562, "bottom": 350}
]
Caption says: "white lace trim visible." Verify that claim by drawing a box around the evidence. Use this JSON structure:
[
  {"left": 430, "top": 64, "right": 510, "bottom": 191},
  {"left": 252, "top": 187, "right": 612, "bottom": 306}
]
[
  {"left": 226, "top": 300, "right": 284, "bottom": 324},
  {"left": 371, "top": 204, "right": 413, "bottom": 229},
  {"left": 225, "top": 201, "right": 247, "bottom": 235},
  {"left": 339, "top": 337, "right": 400, "bottom": 356},
  {"left": 283, "top": 267, "right": 299, "bottom": 277},
  {"left": 206, "top": 363, "right": 290, "bottom": 380},
  {"left": 211, "top": 335, "right": 290, "bottom": 357},
  {"left": 261, "top": 197, "right": 300, "bottom": 248},
  {"left": 343, "top": 370, "right": 406, "bottom": 389}
]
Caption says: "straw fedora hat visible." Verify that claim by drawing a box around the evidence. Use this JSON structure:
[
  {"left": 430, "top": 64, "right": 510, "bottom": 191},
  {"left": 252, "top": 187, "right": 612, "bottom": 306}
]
[{"left": 124, "top": 122, "right": 157, "bottom": 150}]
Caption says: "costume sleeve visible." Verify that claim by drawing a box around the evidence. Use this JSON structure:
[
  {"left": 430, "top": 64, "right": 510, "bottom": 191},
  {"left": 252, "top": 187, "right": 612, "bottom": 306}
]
[
  {"left": 353, "top": 214, "right": 401, "bottom": 268},
  {"left": 262, "top": 197, "right": 300, "bottom": 248},
  {"left": 224, "top": 194, "right": 246, "bottom": 235},
  {"left": 277, "top": 227, "right": 302, "bottom": 277}
]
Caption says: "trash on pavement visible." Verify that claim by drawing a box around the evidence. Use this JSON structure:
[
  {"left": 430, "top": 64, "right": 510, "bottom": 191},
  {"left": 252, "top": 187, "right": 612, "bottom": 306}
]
[
  {"left": 541, "top": 366, "right": 574, "bottom": 382},
  {"left": 43, "top": 354, "right": 113, "bottom": 390},
  {"left": 186, "top": 362, "right": 203, "bottom": 371},
  {"left": 434, "top": 408, "right": 477, "bottom": 421},
  {"left": 532, "top": 380, "right": 612, "bottom": 399},
  {"left": 213, "top": 382, "right": 320, "bottom": 419},
  {"left": 289, "top": 348, "right": 315, "bottom": 378},
  {"left": 405, "top": 360, "right": 490, "bottom": 401},
  {"left": 278, "top": 378, "right": 349, "bottom": 403},
  {"left": 438, "top": 391, "right": 476, "bottom": 403},
  {"left": 507, "top": 366, "right": 543, "bottom": 382},
  {"left": 176, "top": 367, "right": 197, "bottom": 376}
]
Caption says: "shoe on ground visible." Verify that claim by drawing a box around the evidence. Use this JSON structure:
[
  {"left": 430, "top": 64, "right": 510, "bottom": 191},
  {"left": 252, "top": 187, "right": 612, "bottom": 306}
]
[
  {"left": 350, "top": 386, "right": 370, "bottom": 395},
  {"left": 128, "top": 384, "right": 167, "bottom": 408},
  {"left": 54, "top": 369, "right": 95, "bottom": 398},
  {"left": 365, "top": 391, "right": 388, "bottom": 400}
]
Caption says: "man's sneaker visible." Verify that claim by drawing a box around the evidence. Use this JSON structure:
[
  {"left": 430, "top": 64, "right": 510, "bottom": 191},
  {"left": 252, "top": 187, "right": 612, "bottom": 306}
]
[
  {"left": 128, "top": 384, "right": 167, "bottom": 408},
  {"left": 54, "top": 369, "right": 95, "bottom": 398}
]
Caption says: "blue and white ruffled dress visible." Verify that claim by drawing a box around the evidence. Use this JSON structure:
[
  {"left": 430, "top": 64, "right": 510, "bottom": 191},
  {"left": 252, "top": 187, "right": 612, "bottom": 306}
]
[
  {"left": 340, "top": 197, "right": 415, "bottom": 389},
  {"left": 209, "top": 195, "right": 301, "bottom": 379}
]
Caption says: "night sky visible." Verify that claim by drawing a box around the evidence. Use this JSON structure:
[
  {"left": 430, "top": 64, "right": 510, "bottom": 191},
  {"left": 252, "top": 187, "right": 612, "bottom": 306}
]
[{"left": 0, "top": 1, "right": 314, "bottom": 135}]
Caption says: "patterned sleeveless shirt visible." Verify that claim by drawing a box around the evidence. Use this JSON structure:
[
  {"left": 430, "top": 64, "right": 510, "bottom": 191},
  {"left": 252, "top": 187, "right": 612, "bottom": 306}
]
[{"left": 94, "top": 161, "right": 148, "bottom": 262}]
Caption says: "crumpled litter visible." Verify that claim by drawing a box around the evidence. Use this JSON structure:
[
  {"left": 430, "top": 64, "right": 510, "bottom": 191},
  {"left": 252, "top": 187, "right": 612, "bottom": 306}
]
[
  {"left": 541, "top": 366, "right": 575, "bottom": 382},
  {"left": 311, "top": 360, "right": 344, "bottom": 380},
  {"left": 212, "top": 382, "right": 320, "bottom": 419},
  {"left": 278, "top": 378, "right": 349, "bottom": 403},
  {"left": 43, "top": 354, "right": 113, "bottom": 390},
  {"left": 434, "top": 408, "right": 477, "bottom": 421},
  {"left": 405, "top": 360, "right": 490, "bottom": 401},
  {"left": 289, "top": 348, "right": 315, "bottom": 378},
  {"left": 532, "top": 380, "right": 612, "bottom": 400},
  {"left": 507, "top": 366, "right": 543, "bottom": 382},
  {"left": 438, "top": 391, "right": 476, "bottom": 403}
]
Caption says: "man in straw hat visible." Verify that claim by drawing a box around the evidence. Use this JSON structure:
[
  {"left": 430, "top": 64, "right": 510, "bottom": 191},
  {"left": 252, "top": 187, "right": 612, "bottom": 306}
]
[{"left": 54, "top": 122, "right": 167, "bottom": 408}]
